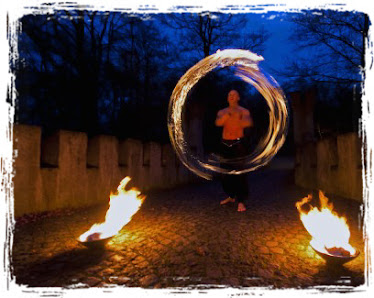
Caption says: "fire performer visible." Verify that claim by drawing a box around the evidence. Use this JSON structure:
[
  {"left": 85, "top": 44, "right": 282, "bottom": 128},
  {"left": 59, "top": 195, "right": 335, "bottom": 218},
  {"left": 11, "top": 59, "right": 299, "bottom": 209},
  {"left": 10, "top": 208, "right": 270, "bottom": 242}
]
[{"left": 215, "top": 89, "right": 253, "bottom": 212}]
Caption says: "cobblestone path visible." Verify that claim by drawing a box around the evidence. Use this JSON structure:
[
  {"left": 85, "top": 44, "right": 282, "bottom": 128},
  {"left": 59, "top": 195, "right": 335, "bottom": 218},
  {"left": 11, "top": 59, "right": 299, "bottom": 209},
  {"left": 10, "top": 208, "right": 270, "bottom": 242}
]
[{"left": 11, "top": 162, "right": 365, "bottom": 292}]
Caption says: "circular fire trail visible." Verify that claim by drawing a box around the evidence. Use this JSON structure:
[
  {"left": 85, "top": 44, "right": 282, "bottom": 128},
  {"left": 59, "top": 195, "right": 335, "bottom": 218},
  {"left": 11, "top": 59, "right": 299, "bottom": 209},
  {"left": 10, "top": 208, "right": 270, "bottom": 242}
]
[{"left": 168, "top": 49, "right": 289, "bottom": 179}]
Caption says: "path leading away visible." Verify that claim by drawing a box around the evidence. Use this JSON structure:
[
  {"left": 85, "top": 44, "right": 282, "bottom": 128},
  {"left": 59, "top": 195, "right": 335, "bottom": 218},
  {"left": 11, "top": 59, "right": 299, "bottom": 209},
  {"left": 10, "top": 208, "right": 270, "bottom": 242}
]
[{"left": 11, "top": 157, "right": 365, "bottom": 291}]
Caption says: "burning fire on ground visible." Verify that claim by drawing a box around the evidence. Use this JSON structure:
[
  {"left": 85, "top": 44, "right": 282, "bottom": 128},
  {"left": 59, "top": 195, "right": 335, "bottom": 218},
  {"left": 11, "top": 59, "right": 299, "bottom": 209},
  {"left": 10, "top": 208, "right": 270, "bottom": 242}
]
[
  {"left": 296, "top": 191, "right": 356, "bottom": 258},
  {"left": 79, "top": 176, "right": 145, "bottom": 243}
]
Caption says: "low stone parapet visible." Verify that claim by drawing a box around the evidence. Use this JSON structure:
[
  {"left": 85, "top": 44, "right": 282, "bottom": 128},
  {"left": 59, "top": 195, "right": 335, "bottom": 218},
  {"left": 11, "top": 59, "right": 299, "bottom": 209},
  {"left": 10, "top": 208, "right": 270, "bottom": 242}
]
[
  {"left": 12, "top": 125, "right": 198, "bottom": 217},
  {"left": 295, "top": 132, "right": 362, "bottom": 201},
  {"left": 13, "top": 125, "right": 43, "bottom": 215}
]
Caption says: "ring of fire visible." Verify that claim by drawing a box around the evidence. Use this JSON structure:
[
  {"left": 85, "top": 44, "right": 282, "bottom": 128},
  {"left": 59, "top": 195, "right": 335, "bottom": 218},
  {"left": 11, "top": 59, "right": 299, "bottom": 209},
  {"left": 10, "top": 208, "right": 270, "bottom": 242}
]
[{"left": 168, "top": 49, "right": 289, "bottom": 180}]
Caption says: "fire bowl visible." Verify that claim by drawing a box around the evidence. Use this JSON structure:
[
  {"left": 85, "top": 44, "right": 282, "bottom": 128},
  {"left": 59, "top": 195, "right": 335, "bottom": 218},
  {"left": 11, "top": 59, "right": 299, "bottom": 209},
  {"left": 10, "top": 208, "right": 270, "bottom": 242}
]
[
  {"left": 312, "top": 246, "right": 360, "bottom": 266},
  {"left": 77, "top": 234, "right": 114, "bottom": 250}
]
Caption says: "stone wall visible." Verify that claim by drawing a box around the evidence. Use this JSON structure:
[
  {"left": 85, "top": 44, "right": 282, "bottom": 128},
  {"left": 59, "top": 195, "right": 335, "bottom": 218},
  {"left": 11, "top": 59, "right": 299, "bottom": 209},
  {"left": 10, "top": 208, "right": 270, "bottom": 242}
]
[
  {"left": 295, "top": 132, "right": 363, "bottom": 201},
  {"left": 12, "top": 124, "right": 198, "bottom": 217},
  {"left": 289, "top": 89, "right": 316, "bottom": 146}
]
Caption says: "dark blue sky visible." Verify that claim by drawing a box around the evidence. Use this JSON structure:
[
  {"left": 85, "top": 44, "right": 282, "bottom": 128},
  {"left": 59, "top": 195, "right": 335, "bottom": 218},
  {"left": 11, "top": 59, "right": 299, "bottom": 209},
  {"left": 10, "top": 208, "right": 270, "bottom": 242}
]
[
  {"left": 155, "top": 11, "right": 298, "bottom": 84},
  {"left": 12, "top": 7, "right": 365, "bottom": 138},
  {"left": 154, "top": 10, "right": 360, "bottom": 87},
  {"left": 22, "top": 9, "right": 363, "bottom": 89},
  {"left": 258, "top": 13, "right": 296, "bottom": 74}
]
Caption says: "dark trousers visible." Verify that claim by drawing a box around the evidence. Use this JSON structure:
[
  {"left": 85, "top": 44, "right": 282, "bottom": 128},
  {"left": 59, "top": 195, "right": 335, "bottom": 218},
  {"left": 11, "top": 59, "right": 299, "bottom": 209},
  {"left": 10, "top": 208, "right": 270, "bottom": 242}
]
[{"left": 220, "top": 139, "right": 248, "bottom": 203}]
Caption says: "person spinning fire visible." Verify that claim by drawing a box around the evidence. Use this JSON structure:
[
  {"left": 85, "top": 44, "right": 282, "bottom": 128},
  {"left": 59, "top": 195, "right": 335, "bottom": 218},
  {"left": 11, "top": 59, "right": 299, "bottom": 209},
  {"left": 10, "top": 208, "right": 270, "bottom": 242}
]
[{"left": 215, "top": 89, "right": 253, "bottom": 212}]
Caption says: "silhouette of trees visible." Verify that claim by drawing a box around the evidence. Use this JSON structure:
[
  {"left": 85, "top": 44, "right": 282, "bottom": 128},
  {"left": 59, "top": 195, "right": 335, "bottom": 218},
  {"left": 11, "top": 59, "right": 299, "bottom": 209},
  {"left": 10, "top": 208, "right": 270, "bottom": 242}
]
[
  {"left": 16, "top": 11, "right": 172, "bottom": 139},
  {"left": 113, "top": 16, "right": 173, "bottom": 140},
  {"left": 284, "top": 10, "right": 368, "bottom": 86},
  {"left": 17, "top": 11, "right": 268, "bottom": 140},
  {"left": 161, "top": 13, "right": 268, "bottom": 60},
  {"left": 279, "top": 10, "right": 368, "bottom": 135},
  {"left": 15, "top": 10, "right": 365, "bottom": 140},
  {"left": 17, "top": 11, "right": 117, "bottom": 134}
]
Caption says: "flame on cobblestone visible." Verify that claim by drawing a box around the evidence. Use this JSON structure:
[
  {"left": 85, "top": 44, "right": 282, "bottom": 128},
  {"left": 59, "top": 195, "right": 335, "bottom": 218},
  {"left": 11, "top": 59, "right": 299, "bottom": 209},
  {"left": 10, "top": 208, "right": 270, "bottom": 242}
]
[
  {"left": 79, "top": 177, "right": 145, "bottom": 242},
  {"left": 296, "top": 191, "right": 356, "bottom": 257}
]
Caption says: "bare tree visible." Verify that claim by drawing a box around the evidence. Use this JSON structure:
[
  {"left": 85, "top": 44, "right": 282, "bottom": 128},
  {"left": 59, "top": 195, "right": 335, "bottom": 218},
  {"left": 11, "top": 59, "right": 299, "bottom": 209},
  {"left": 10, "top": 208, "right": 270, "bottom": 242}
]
[
  {"left": 282, "top": 10, "right": 368, "bottom": 86},
  {"left": 276, "top": 10, "right": 368, "bottom": 136},
  {"left": 18, "top": 12, "right": 168, "bottom": 131},
  {"left": 161, "top": 12, "right": 268, "bottom": 59},
  {"left": 237, "top": 25, "right": 270, "bottom": 54},
  {"left": 17, "top": 11, "right": 134, "bottom": 134}
]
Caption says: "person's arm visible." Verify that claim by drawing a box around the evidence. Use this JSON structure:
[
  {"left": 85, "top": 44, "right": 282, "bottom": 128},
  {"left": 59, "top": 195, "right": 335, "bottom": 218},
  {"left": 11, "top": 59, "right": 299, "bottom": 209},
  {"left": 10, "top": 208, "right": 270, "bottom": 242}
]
[
  {"left": 215, "top": 110, "right": 230, "bottom": 126},
  {"left": 240, "top": 110, "right": 253, "bottom": 128}
]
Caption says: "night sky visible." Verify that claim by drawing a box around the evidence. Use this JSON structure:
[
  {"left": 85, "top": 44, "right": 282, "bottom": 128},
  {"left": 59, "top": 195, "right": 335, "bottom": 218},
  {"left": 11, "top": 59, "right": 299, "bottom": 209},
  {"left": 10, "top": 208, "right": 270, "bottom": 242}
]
[{"left": 11, "top": 5, "right": 367, "bottom": 140}]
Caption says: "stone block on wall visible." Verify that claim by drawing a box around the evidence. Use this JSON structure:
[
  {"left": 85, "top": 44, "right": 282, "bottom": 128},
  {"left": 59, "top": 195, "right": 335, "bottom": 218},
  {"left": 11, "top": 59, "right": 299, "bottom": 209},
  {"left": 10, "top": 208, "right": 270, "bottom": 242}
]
[
  {"left": 40, "top": 168, "right": 59, "bottom": 211},
  {"left": 295, "top": 142, "right": 317, "bottom": 190},
  {"left": 336, "top": 133, "right": 362, "bottom": 201},
  {"left": 140, "top": 142, "right": 151, "bottom": 189},
  {"left": 13, "top": 125, "right": 42, "bottom": 217},
  {"left": 161, "top": 144, "right": 177, "bottom": 188},
  {"left": 134, "top": 141, "right": 163, "bottom": 190},
  {"left": 117, "top": 141, "right": 129, "bottom": 183},
  {"left": 87, "top": 135, "right": 122, "bottom": 200},
  {"left": 316, "top": 137, "right": 338, "bottom": 193},
  {"left": 176, "top": 159, "right": 192, "bottom": 185},
  {"left": 148, "top": 142, "right": 162, "bottom": 189},
  {"left": 86, "top": 168, "right": 101, "bottom": 205},
  {"left": 119, "top": 139, "right": 144, "bottom": 189},
  {"left": 55, "top": 130, "right": 88, "bottom": 209},
  {"left": 41, "top": 133, "right": 59, "bottom": 167}
]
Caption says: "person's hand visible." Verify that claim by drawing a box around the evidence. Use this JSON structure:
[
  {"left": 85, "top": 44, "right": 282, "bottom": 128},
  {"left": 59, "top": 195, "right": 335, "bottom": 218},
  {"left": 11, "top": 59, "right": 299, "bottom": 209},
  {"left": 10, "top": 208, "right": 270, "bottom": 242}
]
[{"left": 220, "top": 110, "right": 231, "bottom": 120}]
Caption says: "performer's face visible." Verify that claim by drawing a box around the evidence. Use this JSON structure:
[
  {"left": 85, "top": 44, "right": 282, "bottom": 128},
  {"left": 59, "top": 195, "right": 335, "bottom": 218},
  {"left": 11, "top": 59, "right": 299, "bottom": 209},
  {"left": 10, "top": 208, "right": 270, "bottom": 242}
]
[{"left": 228, "top": 90, "right": 240, "bottom": 105}]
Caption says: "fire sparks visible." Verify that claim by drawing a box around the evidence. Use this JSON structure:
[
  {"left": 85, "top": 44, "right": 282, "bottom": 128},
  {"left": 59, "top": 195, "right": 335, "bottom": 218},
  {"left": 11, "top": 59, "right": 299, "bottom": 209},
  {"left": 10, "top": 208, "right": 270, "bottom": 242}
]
[
  {"left": 79, "top": 177, "right": 145, "bottom": 242},
  {"left": 296, "top": 191, "right": 356, "bottom": 257}
]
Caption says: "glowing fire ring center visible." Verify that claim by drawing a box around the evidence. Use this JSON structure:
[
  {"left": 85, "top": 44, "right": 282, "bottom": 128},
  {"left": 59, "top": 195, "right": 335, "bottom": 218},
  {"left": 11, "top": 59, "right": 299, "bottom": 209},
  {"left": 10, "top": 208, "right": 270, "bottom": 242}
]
[{"left": 168, "top": 49, "right": 289, "bottom": 180}]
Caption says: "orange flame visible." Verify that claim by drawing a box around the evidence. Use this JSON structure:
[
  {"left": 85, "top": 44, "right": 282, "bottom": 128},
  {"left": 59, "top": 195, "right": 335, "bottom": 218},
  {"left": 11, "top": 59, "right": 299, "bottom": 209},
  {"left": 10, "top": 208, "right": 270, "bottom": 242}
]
[
  {"left": 296, "top": 191, "right": 355, "bottom": 256},
  {"left": 79, "top": 176, "right": 145, "bottom": 242}
]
